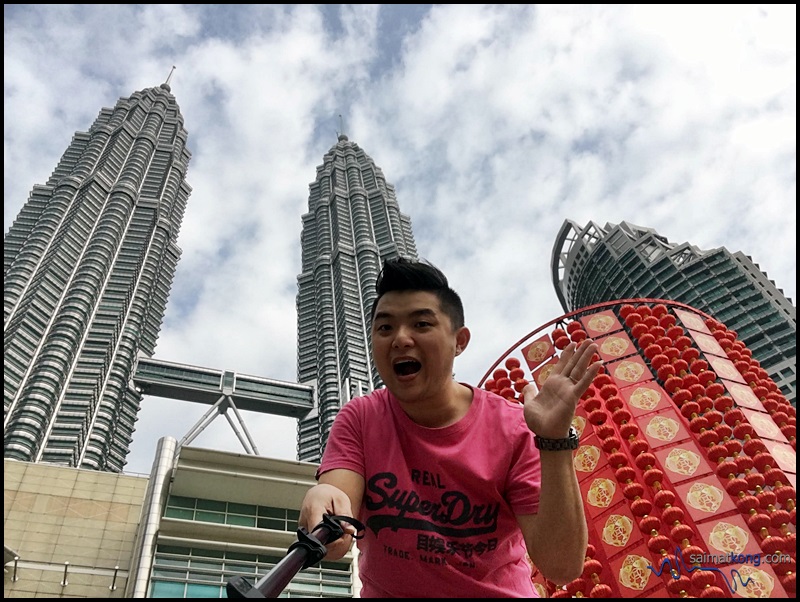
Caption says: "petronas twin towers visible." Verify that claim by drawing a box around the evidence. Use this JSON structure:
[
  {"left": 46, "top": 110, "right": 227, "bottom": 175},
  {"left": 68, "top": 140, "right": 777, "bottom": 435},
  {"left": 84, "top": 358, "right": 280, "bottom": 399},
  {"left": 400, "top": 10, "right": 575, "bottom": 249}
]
[
  {"left": 4, "top": 80, "right": 795, "bottom": 473},
  {"left": 296, "top": 134, "right": 418, "bottom": 462},
  {"left": 4, "top": 83, "right": 192, "bottom": 472},
  {"left": 3, "top": 82, "right": 418, "bottom": 471}
]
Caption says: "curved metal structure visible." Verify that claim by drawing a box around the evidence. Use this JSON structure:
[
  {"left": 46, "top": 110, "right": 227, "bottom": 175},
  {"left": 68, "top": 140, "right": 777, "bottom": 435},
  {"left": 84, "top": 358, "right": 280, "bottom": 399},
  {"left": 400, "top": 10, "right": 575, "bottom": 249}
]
[
  {"left": 550, "top": 220, "right": 795, "bottom": 406},
  {"left": 478, "top": 298, "right": 795, "bottom": 598}
]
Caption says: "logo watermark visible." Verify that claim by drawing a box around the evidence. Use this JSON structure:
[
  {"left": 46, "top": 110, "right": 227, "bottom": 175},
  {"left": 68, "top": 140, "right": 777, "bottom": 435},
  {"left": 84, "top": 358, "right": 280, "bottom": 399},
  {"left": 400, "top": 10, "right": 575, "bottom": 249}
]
[
  {"left": 647, "top": 547, "right": 789, "bottom": 594},
  {"left": 686, "top": 552, "right": 791, "bottom": 568}
]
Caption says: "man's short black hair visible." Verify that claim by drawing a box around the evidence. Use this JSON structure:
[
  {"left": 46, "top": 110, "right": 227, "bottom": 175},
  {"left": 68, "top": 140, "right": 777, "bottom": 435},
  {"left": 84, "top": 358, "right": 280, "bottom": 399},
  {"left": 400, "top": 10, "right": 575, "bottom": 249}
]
[{"left": 371, "top": 256, "right": 465, "bottom": 330}]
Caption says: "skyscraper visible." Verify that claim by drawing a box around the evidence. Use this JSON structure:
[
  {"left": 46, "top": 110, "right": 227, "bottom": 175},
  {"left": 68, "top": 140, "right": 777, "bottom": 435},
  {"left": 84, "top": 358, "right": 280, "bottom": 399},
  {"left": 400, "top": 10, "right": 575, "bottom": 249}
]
[
  {"left": 296, "top": 134, "right": 418, "bottom": 462},
  {"left": 551, "top": 220, "right": 796, "bottom": 405},
  {"left": 4, "top": 81, "right": 192, "bottom": 472}
]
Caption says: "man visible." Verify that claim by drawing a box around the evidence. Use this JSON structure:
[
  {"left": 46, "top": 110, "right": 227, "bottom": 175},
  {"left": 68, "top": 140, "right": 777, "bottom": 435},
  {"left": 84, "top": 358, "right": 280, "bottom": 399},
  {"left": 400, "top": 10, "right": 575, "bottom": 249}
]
[{"left": 299, "top": 257, "right": 600, "bottom": 597}]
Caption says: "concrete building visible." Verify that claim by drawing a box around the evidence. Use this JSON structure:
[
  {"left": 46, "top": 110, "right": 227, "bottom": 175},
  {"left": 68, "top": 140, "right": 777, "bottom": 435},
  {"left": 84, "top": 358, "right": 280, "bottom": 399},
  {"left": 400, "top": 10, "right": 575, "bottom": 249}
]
[
  {"left": 4, "top": 445, "right": 357, "bottom": 598},
  {"left": 551, "top": 220, "right": 796, "bottom": 406}
]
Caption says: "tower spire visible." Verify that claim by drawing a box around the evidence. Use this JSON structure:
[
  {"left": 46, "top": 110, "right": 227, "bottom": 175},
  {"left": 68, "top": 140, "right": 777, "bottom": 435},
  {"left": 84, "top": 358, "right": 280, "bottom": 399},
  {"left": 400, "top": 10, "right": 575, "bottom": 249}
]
[{"left": 165, "top": 65, "right": 176, "bottom": 86}]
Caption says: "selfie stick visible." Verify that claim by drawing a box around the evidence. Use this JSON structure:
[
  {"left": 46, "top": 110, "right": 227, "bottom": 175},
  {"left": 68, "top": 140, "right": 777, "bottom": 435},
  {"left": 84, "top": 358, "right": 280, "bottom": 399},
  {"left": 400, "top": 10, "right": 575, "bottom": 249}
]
[{"left": 226, "top": 514, "right": 365, "bottom": 598}]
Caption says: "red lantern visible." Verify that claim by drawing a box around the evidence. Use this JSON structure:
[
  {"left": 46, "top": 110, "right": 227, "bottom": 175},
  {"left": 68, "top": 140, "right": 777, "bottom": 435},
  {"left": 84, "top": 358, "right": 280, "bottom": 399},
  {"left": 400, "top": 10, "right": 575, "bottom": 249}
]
[
  {"left": 661, "top": 506, "right": 684, "bottom": 524},
  {"left": 667, "top": 575, "right": 692, "bottom": 596},
  {"left": 508, "top": 367, "right": 525, "bottom": 381},
  {"left": 582, "top": 558, "right": 603, "bottom": 579},
  {"left": 493, "top": 368, "right": 509, "bottom": 381},
  {"left": 672, "top": 359, "right": 689, "bottom": 375},
  {"left": 588, "top": 584, "right": 613, "bottom": 598},
  {"left": 647, "top": 534, "right": 670, "bottom": 554},
  {"left": 623, "top": 482, "right": 645, "bottom": 499},
  {"left": 651, "top": 353, "right": 670, "bottom": 370},
  {"left": 657, "top": 364, "right": 677, "bottom": 381},
  {"left": 654, "top": 489, "right": 676, "bottom": 508},
  {"left": 643, "top": 468, "right": 664, "bottom": 486},
  {"left": 670, "top": 523, "right": 694, "bottom": 543},
  {"left": 553, "top": 336, "right": 570, "bottom": 350},
  {"left": 566, "top": 320, "right": 583, "bottom": 333},
  {"left": 619, "top": 423, "right": 639, "bottom": 440},
  {"left": 498, "top": 387, "right": 516, "bottom": 399},
  {"left": 643, "top": 343, "right": 663, "bottom": 360},
  {"left": 639, "top": 515, "right": 661, "bottom": 534},
  {"left": 570, "top": 330, "right": 587, "bottom": 343},
  {"left": 652, "top": 304, "right": 669, "bottom": 318},
  {"left": 630, "top": 498, "right": 653, "bottom": 516}
]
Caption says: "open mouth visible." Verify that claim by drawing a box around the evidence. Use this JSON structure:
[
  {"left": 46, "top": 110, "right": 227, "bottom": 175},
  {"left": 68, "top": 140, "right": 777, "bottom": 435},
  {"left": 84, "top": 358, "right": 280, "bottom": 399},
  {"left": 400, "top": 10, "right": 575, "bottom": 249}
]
[{"left": 393, "top": 359, "right": 422, "bottom": 376}]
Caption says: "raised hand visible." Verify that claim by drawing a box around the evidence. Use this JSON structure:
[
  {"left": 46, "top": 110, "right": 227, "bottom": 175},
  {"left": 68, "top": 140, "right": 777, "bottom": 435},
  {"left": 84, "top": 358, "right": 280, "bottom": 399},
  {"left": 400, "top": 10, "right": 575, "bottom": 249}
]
[{"left": 522, "top": 339, "right": 602, "bottom": 439}]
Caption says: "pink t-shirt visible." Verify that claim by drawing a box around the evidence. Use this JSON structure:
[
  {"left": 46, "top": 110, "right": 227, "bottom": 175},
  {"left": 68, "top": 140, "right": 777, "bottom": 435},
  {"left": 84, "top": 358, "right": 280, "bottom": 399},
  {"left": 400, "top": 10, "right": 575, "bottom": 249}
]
[{"left": 318, "top": 385, "right": 541, "bottom": 598}]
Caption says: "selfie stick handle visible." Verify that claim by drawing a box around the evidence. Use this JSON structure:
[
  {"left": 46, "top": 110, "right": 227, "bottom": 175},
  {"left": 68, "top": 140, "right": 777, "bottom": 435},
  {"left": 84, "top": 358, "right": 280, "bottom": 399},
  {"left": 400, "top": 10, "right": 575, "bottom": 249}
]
[{"left": 226, "top": 514, "right": 362, "bottom": 598}]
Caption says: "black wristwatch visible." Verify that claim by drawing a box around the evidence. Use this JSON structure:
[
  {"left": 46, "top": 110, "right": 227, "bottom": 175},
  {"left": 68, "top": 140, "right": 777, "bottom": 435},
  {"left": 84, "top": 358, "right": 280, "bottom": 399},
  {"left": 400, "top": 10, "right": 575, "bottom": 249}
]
[{"left": 534, "top": 426, "right": 580, "bottom": 451}]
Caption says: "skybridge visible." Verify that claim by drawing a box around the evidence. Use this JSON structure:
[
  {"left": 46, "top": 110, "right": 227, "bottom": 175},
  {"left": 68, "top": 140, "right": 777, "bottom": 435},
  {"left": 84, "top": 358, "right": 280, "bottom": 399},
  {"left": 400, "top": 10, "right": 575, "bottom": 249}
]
[{"left": 132, "top": 356, "right": 315, "bottom": 455}]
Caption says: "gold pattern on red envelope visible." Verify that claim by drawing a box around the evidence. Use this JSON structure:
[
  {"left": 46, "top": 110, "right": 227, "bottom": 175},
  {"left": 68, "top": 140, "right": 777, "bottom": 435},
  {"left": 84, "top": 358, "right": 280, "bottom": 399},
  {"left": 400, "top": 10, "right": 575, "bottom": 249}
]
[
  {"left": 602, "top": 513, "right": 633, "bottom": 548},
  {"left": 586, "top": 477, "right": 616, "bottom": 509},
  {"left": 690, "top": 331, "right": 726, "bottom": 357},
  {"left": 664, "top": 447, "right": 702, "bottom": 477},
  {"left": 655, "top": 440, "right": 713, "bottom": 484},
  {"left": 621, "top": 381, "right": 670, "bottom": 418},
  {"left": 521, "top": 335, "right": 554, "bottom": 370},
  {"left": 708, "top": 521, "right": 750, "bottom": 554},
  {"left": 618, "top": 554, "right": 652, "bottom": 592},
  {"left": 761, "top": 440, "right": 796, "bottom": 474},
  {"left": 614, "top": 360, "right": 645, "bottom": 383},
  {"left": 645, "top": 415, "right": 680, "bottom": 442},
  {"left": 725, "top": 381, "right": 765, "bottom": 410},
  {"left": 697, "top": 513, "right": 762, "bottom": 560},
  {"left": 708, "top": 356, "right": 746, "bottom": 384},
  {"left": 772, "top": 445, "right": 795, "bottom": 473},
  {"left": 573, "top": 445, "right": 601, "bottom": 473},
  {"left": 533, "top": 357, "right": 559, "bottom": 388},
  {"left": 745, "top": 410, "right": 785, "bottom": 441},
  {"left": 572, "top": 415, "right": 587, "bottom": 438},
  {"left": 678, "top": 475, "right": 737, "bottom": 522},
  {"left": 581, "top": 310, "right": 622, "bottom": 336},
  {"left": 526, "top": 341, "right": 550, "bottom": 362},
  {"left": 674, "top": 308, "right": 711, "bottom": 333},
  {"left": 685, "top": 481, "right": 725, "bottom": 514},
  {"left": 736, "top": 566, "right": 775, "bottom": 598},
  {"left": 596, "top": 332, "right": 635, "bottom": 362},
  {"left": 628, "top": 386, "right": 661, "bottom": 411}
]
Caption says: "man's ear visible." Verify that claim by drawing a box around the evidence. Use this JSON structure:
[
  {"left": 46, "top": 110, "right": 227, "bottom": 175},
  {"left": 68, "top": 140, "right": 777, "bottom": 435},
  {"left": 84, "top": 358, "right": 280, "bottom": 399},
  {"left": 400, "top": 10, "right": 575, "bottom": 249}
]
[{"left": 454, "top": 327, "right": 471, "bottom": 356}]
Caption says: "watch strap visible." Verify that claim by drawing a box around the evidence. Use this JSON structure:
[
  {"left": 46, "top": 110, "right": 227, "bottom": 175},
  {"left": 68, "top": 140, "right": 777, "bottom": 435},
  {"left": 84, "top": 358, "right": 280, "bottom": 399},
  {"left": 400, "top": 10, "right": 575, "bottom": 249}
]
[{"left": 534, "top": 426, "right": 579, "bottom": 451}]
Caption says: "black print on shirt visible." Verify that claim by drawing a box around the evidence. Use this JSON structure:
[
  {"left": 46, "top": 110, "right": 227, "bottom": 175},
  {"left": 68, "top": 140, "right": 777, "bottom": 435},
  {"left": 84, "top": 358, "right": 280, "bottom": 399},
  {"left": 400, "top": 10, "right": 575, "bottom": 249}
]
[
  {"left": 416, "top": 534, "right": 498, "bottom": 559},
  {"left": 365, "top": 472, "right": 500, "bottom": 538}
]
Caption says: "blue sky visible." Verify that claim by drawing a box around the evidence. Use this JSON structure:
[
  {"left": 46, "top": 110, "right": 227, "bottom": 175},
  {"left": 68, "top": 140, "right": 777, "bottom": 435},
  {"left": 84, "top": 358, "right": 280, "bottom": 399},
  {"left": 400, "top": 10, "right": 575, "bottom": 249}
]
[{"left": 4, "top": 5, "right": 796, "bottom": 475}]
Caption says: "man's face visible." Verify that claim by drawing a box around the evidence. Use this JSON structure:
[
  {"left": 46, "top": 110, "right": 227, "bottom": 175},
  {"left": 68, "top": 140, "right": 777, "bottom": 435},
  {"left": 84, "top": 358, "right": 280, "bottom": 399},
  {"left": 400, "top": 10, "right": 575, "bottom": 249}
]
[{"left": 371, "top": 290, "right": 467, "bottom": 404}]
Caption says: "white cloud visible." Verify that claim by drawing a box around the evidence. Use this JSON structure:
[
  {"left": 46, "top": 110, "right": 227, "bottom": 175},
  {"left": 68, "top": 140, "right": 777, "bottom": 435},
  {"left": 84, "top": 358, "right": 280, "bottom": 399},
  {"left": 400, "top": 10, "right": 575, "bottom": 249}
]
[{"left": 4, "top": 4, "right": 796, "bottom": 475}]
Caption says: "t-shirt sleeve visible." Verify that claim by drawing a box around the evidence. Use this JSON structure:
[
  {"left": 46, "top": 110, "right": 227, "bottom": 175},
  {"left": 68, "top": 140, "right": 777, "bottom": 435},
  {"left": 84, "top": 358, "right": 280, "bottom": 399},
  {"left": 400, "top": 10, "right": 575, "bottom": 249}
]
[
  {"left": 315, "top": 397, "right": 367, "bottom": 481},
  {"left": 504, "top": 421, "right": 541, "bottom": 515}
]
